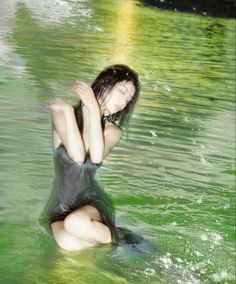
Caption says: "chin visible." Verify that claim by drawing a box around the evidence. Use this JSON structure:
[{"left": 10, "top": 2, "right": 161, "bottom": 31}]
[
  {"left": 113, "top": 110, "right": 122, "bottom": 116},
  {"left": 113, "top": 106, "right": 123, "bottom": 113}
]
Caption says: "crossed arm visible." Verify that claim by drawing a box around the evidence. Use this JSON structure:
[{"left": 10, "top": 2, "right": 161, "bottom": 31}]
[{"left": 50, "top": 98, "right": 122, "bottom": 165}]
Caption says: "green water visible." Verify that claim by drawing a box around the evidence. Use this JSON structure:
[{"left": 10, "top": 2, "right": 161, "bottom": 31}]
[{"left": 0, "top": 0, "right": 235, "bottom": 283}]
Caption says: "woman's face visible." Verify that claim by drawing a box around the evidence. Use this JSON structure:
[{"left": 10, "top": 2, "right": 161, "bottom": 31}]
[{"left": 100, "top": 81, "right": 135, "bottom": 115}]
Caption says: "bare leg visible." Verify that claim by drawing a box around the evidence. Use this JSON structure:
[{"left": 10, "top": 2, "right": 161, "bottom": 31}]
[
  {"left": 51, "top": 221, "right": 96, "bottom": 252},
  {"left": 64, "top": 205, "right": 112, "bottom": 244}
]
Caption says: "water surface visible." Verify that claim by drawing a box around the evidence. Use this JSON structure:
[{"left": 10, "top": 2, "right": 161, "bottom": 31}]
[{"left": 0, "top": 0, "right": 235, "bottom": 283}]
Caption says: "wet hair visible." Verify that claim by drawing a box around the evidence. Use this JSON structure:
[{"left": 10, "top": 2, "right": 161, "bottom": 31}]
[{"left": 74, "top": 64, "right": 140, "bottom": 137}]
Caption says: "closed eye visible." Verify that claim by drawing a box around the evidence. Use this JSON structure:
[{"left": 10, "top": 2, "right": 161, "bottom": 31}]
[
  {"left": 118, "top": 88, "right": 133, "bottom": 102},
  {"left": 118, "top": 88, "right": 126, "bottom": 95}
]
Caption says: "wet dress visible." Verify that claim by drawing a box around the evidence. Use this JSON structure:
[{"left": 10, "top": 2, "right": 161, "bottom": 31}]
[
  {"left": 39, "top": 107, "right": 144, "bottom": 246},
  {"left": 40, "top": 142, "right": 118, "bottom": 241}
]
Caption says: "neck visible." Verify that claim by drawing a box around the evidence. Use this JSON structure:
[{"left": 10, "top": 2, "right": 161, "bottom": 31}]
[{"left": 100, "top": 103, "right": 110, "bottom": 118}]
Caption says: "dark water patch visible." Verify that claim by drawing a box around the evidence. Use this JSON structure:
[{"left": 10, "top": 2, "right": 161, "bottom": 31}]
[{"left": 140, "top": 0, "right": 236, "bottom": 18}]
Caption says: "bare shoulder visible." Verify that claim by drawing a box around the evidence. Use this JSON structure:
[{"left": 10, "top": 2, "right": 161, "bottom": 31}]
[
  {"left": 104, "top": 123, "right": 123, "bottom": 140},
  {"left": 103, "top": 124, "right": 123, "bottom": 160}
]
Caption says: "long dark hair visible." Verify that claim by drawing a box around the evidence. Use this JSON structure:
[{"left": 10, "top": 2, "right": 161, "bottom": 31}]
[{"left": 74, "top": 64, "right": 140, "bottom": 136}]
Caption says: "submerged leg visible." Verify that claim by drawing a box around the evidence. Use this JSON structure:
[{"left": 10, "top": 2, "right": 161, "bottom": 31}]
[
  {"left": 51, "top": 221, "right": 95, "bottom": 252},
  {"left": 64, "top": 205, "right": 112, "bottom": 244}
]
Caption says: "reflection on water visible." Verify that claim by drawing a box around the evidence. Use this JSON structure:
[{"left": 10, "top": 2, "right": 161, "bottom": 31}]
[{"left": 0, "top": 0, "right": 235, "bottom": 283}]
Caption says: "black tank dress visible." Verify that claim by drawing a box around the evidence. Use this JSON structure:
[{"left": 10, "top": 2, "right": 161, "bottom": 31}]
[
  {"left": 39, "top": 106, "right": 144, "bottom": 246},
  {"left": 39, "top": 142, "right": 118, "bottom": 240}
]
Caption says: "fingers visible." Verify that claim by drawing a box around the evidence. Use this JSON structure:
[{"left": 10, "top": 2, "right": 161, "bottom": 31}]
[
  {"left": 76, "top": 81, "right": 89, "bottom": 88},
  {"left": 73, "top": 81, "right": 92, "bottom": 94},
  {"left": 73, "top": 83, "right": 83, "bottom": 94},
  {"left": 49, "top": 98, "right": 63, "bottom": 105},
  {"left": 48, "top": 103, "right": 61, "bottom": 112},
  {"left": 47, "top": 98, "right": 64, "bottom": 112}
]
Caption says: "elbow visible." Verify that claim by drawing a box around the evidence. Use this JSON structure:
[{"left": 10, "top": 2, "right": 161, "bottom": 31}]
[
  {"left": 74, "top": 158, "right": 86, "bottom": 165},
  {"left": 90, "top": 154, "right": 103, "bottom": 165},
  {"left": 68, "top": 150, "right": 86, "bottom": 165},
  {"left": 90, "top": 158, "right": 103, "bottom": 165}
]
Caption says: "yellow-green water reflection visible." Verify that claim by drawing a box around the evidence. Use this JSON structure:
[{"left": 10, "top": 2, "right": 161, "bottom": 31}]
[{"left": 0, "top": 0, "right": 235, "bottom": 283}]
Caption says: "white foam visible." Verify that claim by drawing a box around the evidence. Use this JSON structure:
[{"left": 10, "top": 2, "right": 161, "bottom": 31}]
[
  {"left": 211, "top": 270, "right": 231, "bottom": 282},
  {"left": 200, "top": 233, "right": 208, "bottom": 241},
  {"left": 160, "top": 254, "right": 172, "bottom": 269},
  {"left": 143, "top": 267, "right": 156, "bottom": 276}
]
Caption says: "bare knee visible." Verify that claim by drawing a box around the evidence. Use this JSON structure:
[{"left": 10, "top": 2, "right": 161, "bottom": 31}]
[
  {"left": 64, "top": 209, "right": 92, "bottom": 239},
  {"left": 83, "top": 205, "right": 101, "bottom": 221},
  {"left": 55, "top": 232, "right": 79, "bottom": 251},
  {"left": 51, "top": 221, "right": 84, "bottom": 251}
]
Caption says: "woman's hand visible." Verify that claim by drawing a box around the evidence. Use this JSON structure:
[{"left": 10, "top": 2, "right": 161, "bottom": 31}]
[
  {"left": 48, "top": 98, "right": 73, "bottom": 113},
  {"left": 73, "top": 81, "right": 99, "bottom": 112}
]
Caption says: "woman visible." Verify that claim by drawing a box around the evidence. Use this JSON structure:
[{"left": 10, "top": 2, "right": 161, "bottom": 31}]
[{"left": 40, "top": 64, "right": 142, "bottom": 252}]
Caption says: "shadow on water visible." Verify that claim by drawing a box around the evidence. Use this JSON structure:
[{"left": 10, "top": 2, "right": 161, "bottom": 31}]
[{"left": 140, "top": 0, "right": 236, "bottom": 18}]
